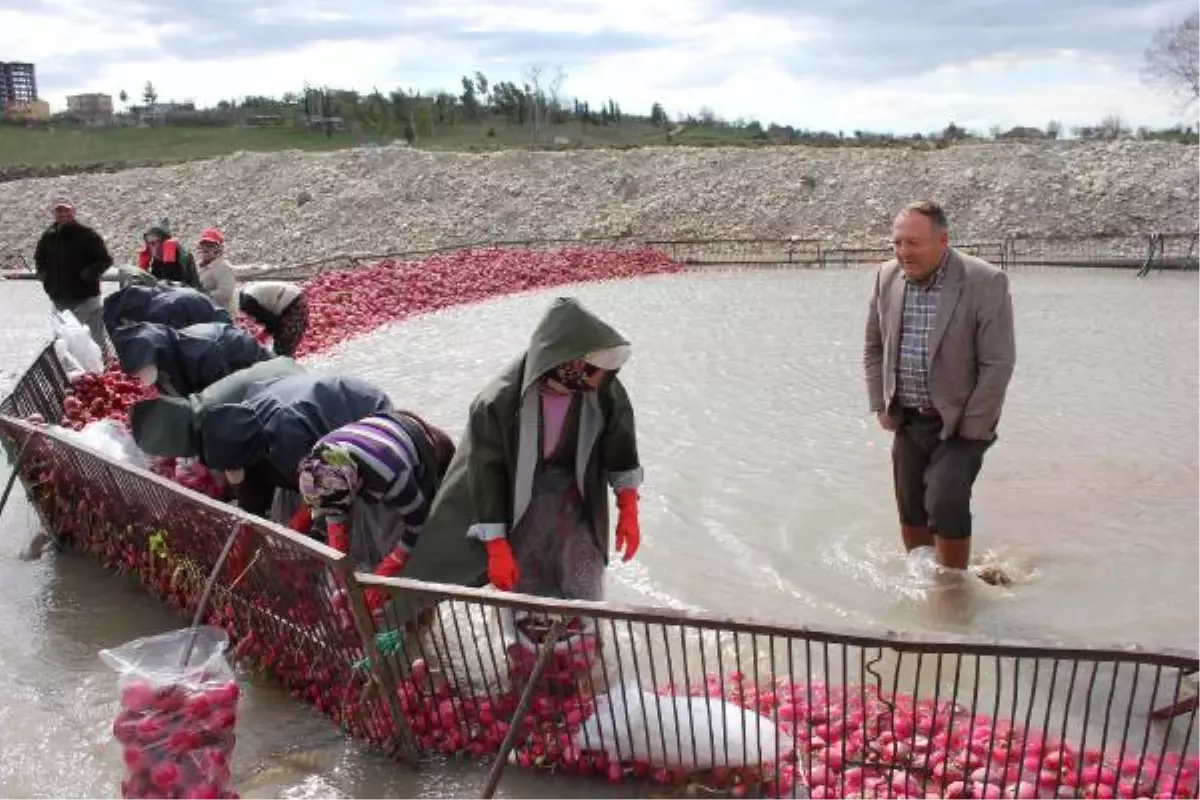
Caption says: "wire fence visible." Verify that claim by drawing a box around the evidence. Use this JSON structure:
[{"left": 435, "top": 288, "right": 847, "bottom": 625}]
[{"left": 0, "top": 343, "right": 1197, "bottom": 799}]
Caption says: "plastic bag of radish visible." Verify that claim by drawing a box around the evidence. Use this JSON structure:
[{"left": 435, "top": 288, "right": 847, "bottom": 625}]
[{"left": 100, "top": 627, "right": 241, "bottom": 800}]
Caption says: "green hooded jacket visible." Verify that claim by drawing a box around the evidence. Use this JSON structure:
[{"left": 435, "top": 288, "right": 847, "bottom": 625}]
[
  {"left": 388, "top": 296, "right": 643, "bottom": 622},
  {"left": 129, "top": 357, "right": 307, "bottom": 457}
]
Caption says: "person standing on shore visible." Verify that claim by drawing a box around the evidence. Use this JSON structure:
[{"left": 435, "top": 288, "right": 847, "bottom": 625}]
[
  {"left": 195, "top": 227, "right": 239, "bottom": 318},
  {"left": 33, "top": 196, "right": 113, "bottom": 351},
  {"left": 863, "top": 200, "right": 1016, "bottom": 580}
]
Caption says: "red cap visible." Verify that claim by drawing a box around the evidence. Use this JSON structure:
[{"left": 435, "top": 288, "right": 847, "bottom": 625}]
[{"left": 198, "top": 227, "right": 225, "bottom": 246}]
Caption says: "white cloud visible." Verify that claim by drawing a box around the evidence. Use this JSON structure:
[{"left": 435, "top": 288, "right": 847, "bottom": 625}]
[{"left": 7, "top": 0, "right": 1193, "bottom": 133}]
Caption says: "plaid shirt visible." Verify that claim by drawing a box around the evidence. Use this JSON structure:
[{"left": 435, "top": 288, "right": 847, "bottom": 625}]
[{"left": 896, "top": 257, "right": 947, "bottom": 409}]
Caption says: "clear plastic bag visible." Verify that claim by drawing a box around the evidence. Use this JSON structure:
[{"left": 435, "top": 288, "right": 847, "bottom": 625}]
[
  {"left": 100, "top": 627, "right": 241, "bottom": 800},
  {"left": 58, "top": 419, "right": 154, "bottom": 470},
  {"left": 53, "top": 336, "right": 87, "bottom": 382},
  {"left": 573, "top": 681, "right": 794, "bottom": 770},
  {"left": 51, "top": 309, "right": 104, "bottom": 374}
]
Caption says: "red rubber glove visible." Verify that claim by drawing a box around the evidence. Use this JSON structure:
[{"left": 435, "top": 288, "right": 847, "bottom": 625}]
[
  {"left": 287, "top": 505, "right": 313, "bottom": 534},
  {"left": 364, "top": 550, "right": 409, "bottom": 612},
  {"left": 615, "top": 488, "right": 641, "bottom": 562},
  {"left": 484, "top": 538, "right": 520, "bottom": 591},
  {"left": 326, "top": 520, "right": 349, "bottom": 554}
]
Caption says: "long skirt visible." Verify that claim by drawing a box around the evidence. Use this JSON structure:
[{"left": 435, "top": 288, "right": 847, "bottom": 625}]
[
  {"left": 273, "top": 295, "right": 308, "bottom": 357},
  {"left": 502, "top": 465, "right": 605, "bottom": 664}
]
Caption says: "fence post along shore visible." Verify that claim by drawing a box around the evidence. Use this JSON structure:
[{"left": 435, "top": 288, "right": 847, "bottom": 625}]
[{"left": 0, "top": 236, "right": 1197, "bottom": 799}]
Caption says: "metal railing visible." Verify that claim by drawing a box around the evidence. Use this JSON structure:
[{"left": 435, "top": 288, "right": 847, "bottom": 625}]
[{"left": 1, "top": 342, "right": 1197, "bottom": 798}]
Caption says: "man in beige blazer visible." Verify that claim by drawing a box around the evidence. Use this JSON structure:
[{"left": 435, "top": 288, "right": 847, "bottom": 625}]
[{"left": 864, "top": 201, "right": 1016, "bottom": 576}]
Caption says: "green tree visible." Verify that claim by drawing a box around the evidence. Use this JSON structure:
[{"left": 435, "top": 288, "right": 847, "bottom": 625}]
[
  {"left": 650, "top": 102, "right": 668, "bottom": 127},
  {"left": 460, "top": 76, "right": 480, "bottom": 119},
  {"left": 142, "top": 81, "right": 158, "bottom": 106}
]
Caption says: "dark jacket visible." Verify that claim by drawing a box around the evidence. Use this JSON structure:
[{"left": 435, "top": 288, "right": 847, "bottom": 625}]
[
  {"left": 148, "top": 247, "right": 201, "bottom": 288},
  {"left": 33, "top": 222, "right": 113, "bottom": 306},
  {"left": 138, "top": 225, "right": 201, "bottom": 289},
  {"left": 102, "top": 284, "right": 233, "bottom": 337},
  {"left": 130, "top": 367, "right": 392, "bottom": 517},
  {"left": 110, "top": 321, "right": 273, "bottom": 397}
]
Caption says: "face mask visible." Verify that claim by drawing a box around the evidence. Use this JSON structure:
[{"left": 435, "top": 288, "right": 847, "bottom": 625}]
[{"left": 547, "top": 362, "right": 590, "bottom": 393}]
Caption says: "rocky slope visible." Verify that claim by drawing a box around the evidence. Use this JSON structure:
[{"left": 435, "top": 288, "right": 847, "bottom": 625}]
[{"left": 0, "top": 141, "right": 1195, "bottom": 267}]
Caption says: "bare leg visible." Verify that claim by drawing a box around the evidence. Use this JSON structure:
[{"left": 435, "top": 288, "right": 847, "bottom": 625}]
[
  {"left": 920, "top": 536, "right": 971, "bottom": 622},
  {"left": 934, "top": 536, "right": 970, "bottom": 570},
  {"left": 902, "top": 523, "right": 934, "bottom": 551}
]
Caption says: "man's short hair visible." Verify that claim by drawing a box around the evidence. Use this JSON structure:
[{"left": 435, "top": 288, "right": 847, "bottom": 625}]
[{"left": 901, "top": 200, "right": 949, "bottom": 230}]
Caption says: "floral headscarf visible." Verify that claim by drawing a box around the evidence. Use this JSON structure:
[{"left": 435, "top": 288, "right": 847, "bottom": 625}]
[{"left": 297, "top": 442, "right": 359, "bottom": 523}]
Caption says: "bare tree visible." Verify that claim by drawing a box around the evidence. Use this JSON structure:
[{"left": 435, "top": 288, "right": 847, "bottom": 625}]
[
  {"left": 524, "top": 63, "right": 545, "bottom": 141},
  {"left": 545, "top": 66, "right": 566, "bottom": 124},
  {"left": 1099, "top": 113, "right": 1130, "bottom": 140},
  {"left": 522, "top": 63, "right": 566, "bottom": 142},
  {"left": 1142, "top": 11, "right": 1199, "bottom": 113}
]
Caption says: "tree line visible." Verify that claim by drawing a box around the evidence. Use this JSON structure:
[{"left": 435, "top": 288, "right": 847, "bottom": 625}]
[{"left": 29, "top": 11, "right": 1200, "bottom": 146}]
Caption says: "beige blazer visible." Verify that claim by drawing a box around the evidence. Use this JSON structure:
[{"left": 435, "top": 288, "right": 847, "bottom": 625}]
[{"left": 863, "top": 248, "right": 1016, "bottom": 440}]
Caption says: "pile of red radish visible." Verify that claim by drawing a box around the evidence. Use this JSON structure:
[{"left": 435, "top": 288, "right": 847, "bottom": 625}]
[
  {"left": 60, "top": 364, "right": 157, "bottom": 430},
  {"left": 383, "top": 665, "right": 1199, "bottom": 799},
  {"left": 290, "top": 246, "right": 683, "bottom": 357},
  {"left": 112, "top": 676, "right": 241, "bottom": 799},
  {"left": 342, "top": 634, "right": 1200, "bottom": 800}
]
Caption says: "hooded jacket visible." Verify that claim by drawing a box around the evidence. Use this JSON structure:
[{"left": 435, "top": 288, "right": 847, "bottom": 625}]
[
  {"left": 110, "top": 321, "right": 273, "bottom": 397},
  {"left": 102, "top": 284, "right": 233, "bottom": 336},
  {"left": 391, "top": 297, "right": 642, "bottom": 622},
  {"left": 130, "top": 357, "right": 307, "bottom": 454},
  {"left": 130, "top": 357, "right": 309, "bottom": 516},
  {"left": 34, "top": 221, "right": 113, "bottom": 306},
  {"left": 138, "top": 225, "right": 201, "bottom": 288},
  {"left": 131, "top": 367, "right": 392, "bottom": 513}
]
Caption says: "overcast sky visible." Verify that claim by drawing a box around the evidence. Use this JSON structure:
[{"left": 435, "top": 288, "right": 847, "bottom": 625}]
[{"left": 9, "top": 0, "right": 1197, "bottom": 133}]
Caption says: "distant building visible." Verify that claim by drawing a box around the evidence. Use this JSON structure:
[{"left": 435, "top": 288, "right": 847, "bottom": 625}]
[
  {"left": 67, "top": 92, "right": 114, "bottom": 122},
  {"left": 1, "top": 61, "right": 37, "bottom": 107},
  {"left": 128, "top": 101, "right": 196, "bottom": 124}
]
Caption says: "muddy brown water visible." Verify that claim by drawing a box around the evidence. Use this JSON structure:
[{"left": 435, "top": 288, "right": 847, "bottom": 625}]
[{"left": 0, "top": 267, "right": 1196, "bottom": 797}]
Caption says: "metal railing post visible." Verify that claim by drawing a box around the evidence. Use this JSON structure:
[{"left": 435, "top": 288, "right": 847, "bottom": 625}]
[
  {"left": 340, "top": 568, "right": 420, "bottom": 764},
  {"left": 479, "top": 617, "right": 568, "bottom": 799}
]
